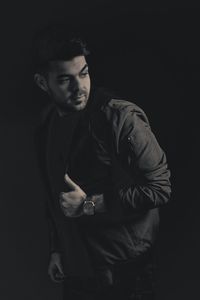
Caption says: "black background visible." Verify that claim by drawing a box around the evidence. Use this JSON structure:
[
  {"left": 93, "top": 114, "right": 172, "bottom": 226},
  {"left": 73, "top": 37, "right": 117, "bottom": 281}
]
[{"left": 1, "top": 2, "right": 199, "bottom": 299}]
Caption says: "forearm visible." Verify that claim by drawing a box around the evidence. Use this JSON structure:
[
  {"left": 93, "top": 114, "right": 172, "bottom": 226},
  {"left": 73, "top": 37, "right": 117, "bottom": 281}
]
[
  {"left": 45, "top": 203, "right": 61, "bottom": 253},
  {"left": 117, "top": 177, "right": 171, "bottom": 213},
  {"left": 79, "top": 191, "right": 145, "bottom": 225},
  {"left": 48, "top": 221, "right": 61, "bottom": 253},
  {"left": 81, "top": 180, "right": 170, "bottom": 225}
]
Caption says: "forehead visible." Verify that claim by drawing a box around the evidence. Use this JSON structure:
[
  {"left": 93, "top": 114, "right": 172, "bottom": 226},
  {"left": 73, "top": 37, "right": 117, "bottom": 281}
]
[{"left": 48, "top": 56, "right": 87, "bottom": 75}]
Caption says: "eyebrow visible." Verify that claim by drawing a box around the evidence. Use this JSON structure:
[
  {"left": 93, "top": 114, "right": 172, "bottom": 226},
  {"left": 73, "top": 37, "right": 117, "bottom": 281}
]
[{"left": 57, "top": 64, "right": 89, "bottom": 79}]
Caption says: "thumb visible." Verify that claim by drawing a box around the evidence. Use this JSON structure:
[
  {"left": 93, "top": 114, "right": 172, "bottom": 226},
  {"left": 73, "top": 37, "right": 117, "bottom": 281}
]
[{"left": 64, "top": 174, "right": 80, "bottom": 191}]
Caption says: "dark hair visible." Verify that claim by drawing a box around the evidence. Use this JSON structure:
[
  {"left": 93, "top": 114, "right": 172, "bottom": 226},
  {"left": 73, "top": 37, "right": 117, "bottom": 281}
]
[{"left": 32, "top": 24, "right": 90, "bottom": 73}]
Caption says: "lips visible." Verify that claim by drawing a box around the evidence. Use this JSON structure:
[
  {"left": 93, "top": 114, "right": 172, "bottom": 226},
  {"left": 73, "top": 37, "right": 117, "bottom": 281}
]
[
  {"left": 76, "top": 92, "right": 86, "bottom": 97},
  {"left": 72, "top": 94, "right": 86, "bottom": 102}
]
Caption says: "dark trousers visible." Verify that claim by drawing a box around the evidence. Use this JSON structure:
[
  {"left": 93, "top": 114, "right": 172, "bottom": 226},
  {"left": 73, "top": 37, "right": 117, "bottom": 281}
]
[{"left": 63, "top": 260, "right": 155, "bottom": 300}]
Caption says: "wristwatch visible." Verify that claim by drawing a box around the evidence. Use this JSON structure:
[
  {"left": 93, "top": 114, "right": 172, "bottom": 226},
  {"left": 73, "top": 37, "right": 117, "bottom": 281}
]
[{"left": 83, "top": 196, "right": 95, "bottom": 216}]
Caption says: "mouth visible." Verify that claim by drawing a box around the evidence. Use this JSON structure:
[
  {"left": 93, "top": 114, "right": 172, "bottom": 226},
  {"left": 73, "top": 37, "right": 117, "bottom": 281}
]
[{"left": 73, "top": 94, "right": 86, "bottom": 102}]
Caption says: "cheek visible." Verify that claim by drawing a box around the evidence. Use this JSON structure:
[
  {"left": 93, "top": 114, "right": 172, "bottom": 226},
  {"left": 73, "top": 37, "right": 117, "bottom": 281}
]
[
  {"left": 55, "top": 84, "right": 70, "bottom": 97},
  {"left": 60, "top": 86, "right": 70, "bottom": 94},
  {"left": 48, "top": 79, "right": 69, "bottom": 95}
]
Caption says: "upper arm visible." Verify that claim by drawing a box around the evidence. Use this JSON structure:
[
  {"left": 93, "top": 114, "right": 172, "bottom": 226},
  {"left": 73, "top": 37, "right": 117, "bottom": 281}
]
[
  {"left": 121, "top": 111, "right": 170, "bottom": 179},
  {"left": 106, "top": 103, "right": 171, "bottom": 209}
]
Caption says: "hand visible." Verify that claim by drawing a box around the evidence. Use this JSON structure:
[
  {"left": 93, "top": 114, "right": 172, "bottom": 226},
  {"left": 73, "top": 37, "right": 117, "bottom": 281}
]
[
  {"left": 48, "top": 252, "right": 65, "bottom": 283},
  {"left": 59, "top": 174, "right": 86, "bottom": 218}
]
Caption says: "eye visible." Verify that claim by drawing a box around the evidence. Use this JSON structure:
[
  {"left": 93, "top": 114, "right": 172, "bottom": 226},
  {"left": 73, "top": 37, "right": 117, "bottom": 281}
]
[
  {"left": 57, "top": 78, "right": 70, "bottom": 84},
  {"left": 80, "top": 71, "right": 89, "bottom": 78}
]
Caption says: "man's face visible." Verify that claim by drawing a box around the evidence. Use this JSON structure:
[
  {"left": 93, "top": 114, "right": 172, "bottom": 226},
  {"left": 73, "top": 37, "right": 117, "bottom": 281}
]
[{"left": 45, "top": 56, "right": 91, "bottom": 112}]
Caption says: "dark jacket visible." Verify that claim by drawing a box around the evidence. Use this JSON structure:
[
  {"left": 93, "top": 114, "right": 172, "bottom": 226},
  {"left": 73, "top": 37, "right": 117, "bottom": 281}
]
[{"left": 36, "top": 87, "right": 171, "bottom": 275}]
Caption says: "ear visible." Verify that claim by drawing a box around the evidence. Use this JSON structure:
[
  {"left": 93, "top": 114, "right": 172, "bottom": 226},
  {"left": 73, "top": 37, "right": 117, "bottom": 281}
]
[{"left": 34, "top": 73, "right": 49, "bottom": 92}]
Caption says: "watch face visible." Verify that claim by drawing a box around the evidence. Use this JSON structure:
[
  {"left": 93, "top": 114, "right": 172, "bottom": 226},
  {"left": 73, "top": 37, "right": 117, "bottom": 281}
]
[{"left": 83, "top": 200, "right": 95, "bottom": 215}]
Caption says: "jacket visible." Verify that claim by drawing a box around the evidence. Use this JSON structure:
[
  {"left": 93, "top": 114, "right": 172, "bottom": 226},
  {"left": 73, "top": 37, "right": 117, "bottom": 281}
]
[{"left": 35, "top": 87, "right": 171, "bottom": 274}]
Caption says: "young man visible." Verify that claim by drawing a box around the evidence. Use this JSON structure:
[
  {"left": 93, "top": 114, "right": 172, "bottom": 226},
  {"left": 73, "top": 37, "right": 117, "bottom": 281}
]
[{"left": 34, "top": 25, "right": 171, "bottom": 300}]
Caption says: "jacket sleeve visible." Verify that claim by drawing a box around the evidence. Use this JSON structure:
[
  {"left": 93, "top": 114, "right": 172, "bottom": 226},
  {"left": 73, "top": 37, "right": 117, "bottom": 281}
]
[
  {"left": 78, "top": 103, "right": 171, "bottom": 225},
  {"left": 34, "top": 119, "right": 61, "bottom": 254},
  {"left": 45, "top": 202, "right": 61, "bottom": 254},
  {"left": 105, "top": 106, "right": 171, "bottom": 217}
]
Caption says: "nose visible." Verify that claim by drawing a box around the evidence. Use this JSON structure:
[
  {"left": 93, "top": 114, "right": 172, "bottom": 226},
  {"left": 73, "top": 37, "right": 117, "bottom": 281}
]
[{"left": 70, "top": 77, "right": 82, "bottom": 94}]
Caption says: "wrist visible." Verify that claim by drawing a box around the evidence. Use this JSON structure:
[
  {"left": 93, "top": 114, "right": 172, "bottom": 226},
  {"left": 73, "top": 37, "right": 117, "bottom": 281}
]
[
  {"left": 50, "top": 252, "right": 61, "bottom": 259},
  {"left": 83, "top": 196, "right": 95, "bottom": 215},
  {"left": 82, "top": 194, "right": 106, "bottom": 215}
]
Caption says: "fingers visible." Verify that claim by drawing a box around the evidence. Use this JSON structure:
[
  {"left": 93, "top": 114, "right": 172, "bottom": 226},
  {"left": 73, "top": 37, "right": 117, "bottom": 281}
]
[
  {"left": 64, "top": 174, "right": 80, "bottom": 190},
  {"left": 54, "top": 272, "right": 65, "bottom": 282},
  {"left": 48, "top": 264, "right": 65, "bottom": 283},
  {"left": 48, "top": 264, "right": 57, "bottom": 282},
  {"left": 48, "top": 254, "right": 65, "bottom": 283},
  {"left": 56, "top": 260, "right": 64, "bottom": 276}
]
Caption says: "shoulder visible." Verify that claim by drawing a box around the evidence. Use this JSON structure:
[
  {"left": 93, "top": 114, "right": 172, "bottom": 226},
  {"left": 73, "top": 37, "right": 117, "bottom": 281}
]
[
  {"left": 91, "top": 89, "right": 151, "bottom": 152},
  {"left": 91, "top": 87, "right": 149, "bottom": 124},
  {"left": 90, "top": 88, "right": 152, "bottom": 152},
  {"left": 100, "top": 97, "right": 150, "bottom": 139},
  {"left": 102, "top": 98, "right": 149, "bottom": 122}
]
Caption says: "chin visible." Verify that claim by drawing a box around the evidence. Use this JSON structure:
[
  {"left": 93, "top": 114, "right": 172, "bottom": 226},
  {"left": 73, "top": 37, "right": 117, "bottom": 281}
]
[{"left": 72, "top": 100, "right": 88, "bottom": 111}]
